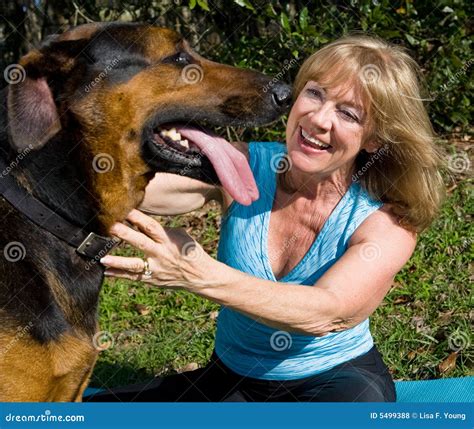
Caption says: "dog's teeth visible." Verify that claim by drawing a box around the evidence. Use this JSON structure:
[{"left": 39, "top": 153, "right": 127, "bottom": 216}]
[
  {"left": 167, "top": 128, "right": 182, "bottom": 142},
  {"left": 179, "top": 139, "right": 189, "bottom": 149}
]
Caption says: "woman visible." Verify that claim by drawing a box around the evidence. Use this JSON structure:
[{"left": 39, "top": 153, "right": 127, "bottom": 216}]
[{"left": 91, "top": 35, "right": 444, "bottom": 402}]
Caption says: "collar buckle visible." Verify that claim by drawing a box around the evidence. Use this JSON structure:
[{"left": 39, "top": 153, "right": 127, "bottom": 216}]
[{"left": 76, "top": 232, "right": 120, "bottom": 259}]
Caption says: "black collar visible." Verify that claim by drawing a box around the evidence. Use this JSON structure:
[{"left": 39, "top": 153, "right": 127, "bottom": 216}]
[{"left": 0, "top": 157, "right": 119, "bottom": 260}]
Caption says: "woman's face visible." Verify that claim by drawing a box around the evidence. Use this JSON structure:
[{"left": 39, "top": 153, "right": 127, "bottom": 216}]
[{"left": 286, "top": 79, "right": 377, "bottom": 180}]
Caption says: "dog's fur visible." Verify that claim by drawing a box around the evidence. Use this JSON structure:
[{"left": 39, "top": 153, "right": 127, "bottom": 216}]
[{"left": 0, "top": 22, "right": 290, "bottom": 401}]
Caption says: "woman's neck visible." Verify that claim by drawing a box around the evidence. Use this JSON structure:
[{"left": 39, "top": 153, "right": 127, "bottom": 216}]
[{"left": 277, "top": 158, "right": 354, "bottom": 202}]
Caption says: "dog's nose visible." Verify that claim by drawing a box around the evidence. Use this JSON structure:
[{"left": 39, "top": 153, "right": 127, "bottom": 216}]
[{"left": 270, "top": 82, "right": 292, "bottom": 110}]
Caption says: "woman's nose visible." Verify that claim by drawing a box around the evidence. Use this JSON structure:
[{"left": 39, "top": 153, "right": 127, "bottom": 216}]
[{"left": 308, "top": 103, "right": 332, "bottom": 132}]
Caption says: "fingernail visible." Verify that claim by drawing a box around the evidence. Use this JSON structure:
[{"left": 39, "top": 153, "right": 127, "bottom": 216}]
[
  {"left": 100, "top": 256, "right": 111, "bottom": 265},
  {"left": 104, "top": 270, "right": 112, "bottom": 276}
]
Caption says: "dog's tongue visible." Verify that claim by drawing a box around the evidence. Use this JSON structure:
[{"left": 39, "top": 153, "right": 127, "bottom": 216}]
[{"left": 176, "top": 126, "right": 259, "bottom": 206}]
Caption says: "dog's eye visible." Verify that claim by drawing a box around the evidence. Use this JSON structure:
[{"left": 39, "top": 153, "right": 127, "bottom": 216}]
[{"left": 163, "top": 52, "right": 193, "bottom": 66}]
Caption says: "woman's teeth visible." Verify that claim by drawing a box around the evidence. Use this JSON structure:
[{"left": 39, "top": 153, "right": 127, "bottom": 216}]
[
  {"left": 301, "top": 128, "right": 330, "bottom": 149},
  {"left": 160, "top": 128, "right": 190, "bottom": 149}
]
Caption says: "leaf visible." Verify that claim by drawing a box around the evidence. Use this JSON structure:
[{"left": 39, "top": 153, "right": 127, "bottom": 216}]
[
  {"left": 393, "top": 295, "right": 412, "bottom": 304},
  {"left": 407, "top": 347, "right": 425, "bottom": 361},
  {"left": 438, "top": 352, "right": 458, "bottom": 374},
  {"left": 134, "top": 303, "right": 151, "bottom": 316},
  {"left": 280, "top": 12, "right": 290, "bottom": 32},
  {"left": 189, "top": 0, "right": 196, "bottom": 9},
  {"left": 299, "top": 7, "right": 309, "bottom": 31},
  {"left": 405, "top": 34, "right": 417, "bottom": 46},
  {"left": 437, "top": 310, "right": 455, "bottom": 326},
  {"left": 196, "top": 0, "right": 210, "bottom": 12},
  {"left": 234, "top": 0, "right": 255, "bottom": 11},
  {"left": 177, "top": 362, "right": 199, "bottom": 373}
]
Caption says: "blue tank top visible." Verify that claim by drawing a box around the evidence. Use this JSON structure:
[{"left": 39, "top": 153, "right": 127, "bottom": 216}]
[{"left": 215, "top": 142, "right": 383, "bottom": 380}]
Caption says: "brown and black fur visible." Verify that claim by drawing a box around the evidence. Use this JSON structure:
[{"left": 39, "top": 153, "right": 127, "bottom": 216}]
[{"left": 0, "top": 22, "right": 291, "bottom": 401}]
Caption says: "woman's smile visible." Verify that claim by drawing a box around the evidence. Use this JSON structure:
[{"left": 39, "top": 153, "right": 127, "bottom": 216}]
[{"left": 298, "top": 126, "right": 332, "bottom": 155}]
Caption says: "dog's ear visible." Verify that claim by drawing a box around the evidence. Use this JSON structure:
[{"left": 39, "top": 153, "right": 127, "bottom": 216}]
[
  {"left": 7, "top": 72, "right": 61, "bottom": 152},
  {"left": 7, "top": 37, "right": 92, "bottom": 152}
]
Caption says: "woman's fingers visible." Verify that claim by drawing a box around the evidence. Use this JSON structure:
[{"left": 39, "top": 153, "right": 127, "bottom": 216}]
[
  {"left": 109, "top": 221, "right": 157, "bottom": 254},
  {"left": 126, "top": 209, "right": 168, "bottom": 243},
  {"left": 100, "top": 255, "right": 147, "bottom": 273},
  {"left": 103, "top": 268, "right": 152, "bottom": 283}
]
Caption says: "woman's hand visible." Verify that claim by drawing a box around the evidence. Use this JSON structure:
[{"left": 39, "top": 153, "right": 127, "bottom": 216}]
[{"left": 100, "top": 209, "right": 214, "bottom": 290}]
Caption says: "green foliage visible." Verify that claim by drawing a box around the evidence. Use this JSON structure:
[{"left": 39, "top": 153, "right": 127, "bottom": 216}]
[
  {"left": 206, "top": 0, "right": 473, "bottom": 136},
  {"left": 3, "top": 0, "right": 471, "bottom": 132}
]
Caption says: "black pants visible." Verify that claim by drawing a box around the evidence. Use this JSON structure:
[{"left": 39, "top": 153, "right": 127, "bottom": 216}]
[{"left": 86, "top": 346, "right": 396, "bottom": 402}]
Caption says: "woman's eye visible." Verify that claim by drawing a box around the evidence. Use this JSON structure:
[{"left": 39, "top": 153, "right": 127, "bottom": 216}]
[
  {"left": 339, "top": 110, "right": 360, "bottom": 123},
  {"left": 306, "top": 88, "right": 323, "bottom": 99}
]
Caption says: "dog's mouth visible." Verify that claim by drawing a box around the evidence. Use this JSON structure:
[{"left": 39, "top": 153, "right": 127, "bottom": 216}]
[
  {"left": 143, "top": 122, "right": 259, "bottom": 206},
  {"left": 152, "top": 125, "right": 204, "bottom": 157}
]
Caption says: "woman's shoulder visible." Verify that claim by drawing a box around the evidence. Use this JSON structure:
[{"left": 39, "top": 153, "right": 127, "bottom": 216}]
[{"left": 349, "top": 205, "right": 417, "bottom": 256}]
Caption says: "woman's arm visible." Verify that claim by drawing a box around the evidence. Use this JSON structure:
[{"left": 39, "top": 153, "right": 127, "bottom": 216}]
[
  {"left": 193, "top": 208, "right": 416, "bottom": 336},
  {"left": 102, "top": 208, "right": 416, "bottom": 336},
  {"left": 139, "top": 173, "right": 222, "bottom": 215},
  {"left": 139, "top": 142, "right": 248, "bottom": 215}
]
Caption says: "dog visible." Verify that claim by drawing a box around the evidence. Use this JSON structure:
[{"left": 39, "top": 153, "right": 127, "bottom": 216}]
[{"left": 0, "top": 22, "right": 291, "bottom": 401}]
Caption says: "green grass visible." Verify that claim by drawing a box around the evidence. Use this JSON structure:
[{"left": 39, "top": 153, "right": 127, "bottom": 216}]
[{"left": 90, "top": 143, "right": 473, "bottom": 390}]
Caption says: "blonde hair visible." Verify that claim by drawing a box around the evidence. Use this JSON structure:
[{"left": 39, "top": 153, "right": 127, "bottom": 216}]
[{"left": 293, "top": 35, "right": 444, "bottom": 232}]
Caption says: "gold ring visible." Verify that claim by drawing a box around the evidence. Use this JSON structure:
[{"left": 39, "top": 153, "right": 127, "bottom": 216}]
[{"left": 142, "top": 259, "right": 153, "bottom": 278}]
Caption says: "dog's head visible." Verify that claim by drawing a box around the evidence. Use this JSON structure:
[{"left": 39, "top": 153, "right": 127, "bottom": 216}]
[{"left": 6, "top": 22, "right": 291, "bottom": 228}]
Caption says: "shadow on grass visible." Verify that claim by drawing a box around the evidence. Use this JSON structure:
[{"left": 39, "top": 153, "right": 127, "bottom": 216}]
[{"left": 89, "top": 361, "right": 157, "bottom": 390}]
